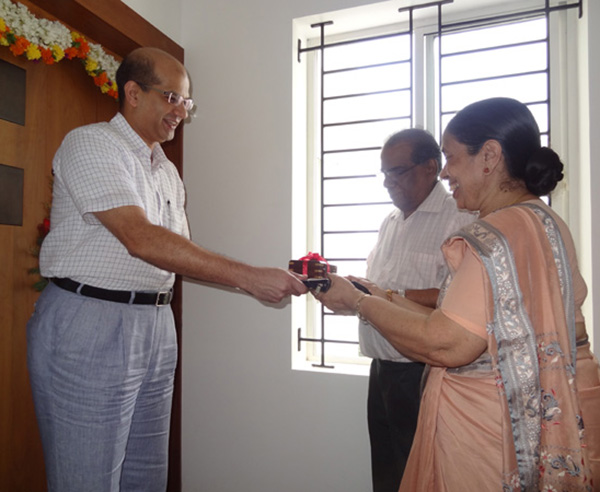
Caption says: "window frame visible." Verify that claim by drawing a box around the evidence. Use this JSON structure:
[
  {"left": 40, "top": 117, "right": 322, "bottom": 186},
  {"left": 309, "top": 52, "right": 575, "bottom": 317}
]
[{"left": 292, "top": 0, "right": 583, "bottom": 375}]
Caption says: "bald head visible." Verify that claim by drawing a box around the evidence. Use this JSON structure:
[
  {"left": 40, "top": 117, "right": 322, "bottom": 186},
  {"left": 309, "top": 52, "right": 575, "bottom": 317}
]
[
  {"left": 383, "top": 128, "right": 442, "bottom": 174},
  {"left": 116, "top": 47, "right": 188, "bottom": 110}
]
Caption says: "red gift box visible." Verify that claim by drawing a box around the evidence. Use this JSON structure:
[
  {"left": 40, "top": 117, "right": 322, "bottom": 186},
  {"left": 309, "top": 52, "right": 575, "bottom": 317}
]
[{"left": 289, "top": 252, "right": 337, "bottom": 278}]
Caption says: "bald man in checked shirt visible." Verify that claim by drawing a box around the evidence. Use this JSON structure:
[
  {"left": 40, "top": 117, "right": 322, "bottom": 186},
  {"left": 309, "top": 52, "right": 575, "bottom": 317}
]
[{"left": 27, "top": 47, "right": 306, "bottom": 492}]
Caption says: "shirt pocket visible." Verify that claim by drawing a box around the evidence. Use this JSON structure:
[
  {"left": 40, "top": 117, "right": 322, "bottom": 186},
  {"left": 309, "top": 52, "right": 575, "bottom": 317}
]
[{"left": 400, "top": 250, "right": 447, "bottom": 288}]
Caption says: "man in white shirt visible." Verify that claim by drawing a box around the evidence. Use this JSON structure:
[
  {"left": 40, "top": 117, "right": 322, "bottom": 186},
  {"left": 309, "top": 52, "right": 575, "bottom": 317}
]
[
  {"left": 27, "top": 47, "right": 307, "bottom": 492},
  {"left": 358, "top": 129, "right": 474, "bottom": 492}
]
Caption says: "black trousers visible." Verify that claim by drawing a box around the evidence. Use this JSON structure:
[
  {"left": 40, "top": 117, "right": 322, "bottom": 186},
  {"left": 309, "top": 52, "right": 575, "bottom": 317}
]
[{"left": 368, "top": 359, "right": 425, "bottom": 492}]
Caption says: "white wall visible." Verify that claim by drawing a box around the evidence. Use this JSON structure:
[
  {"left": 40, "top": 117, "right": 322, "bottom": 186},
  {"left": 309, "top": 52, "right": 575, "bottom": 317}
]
[
  {"left": 123, "top": 1, "right": 600, "bottom": 490},
  {"left": 122, "top": 0, "right": 182, "bottom": 45},
  {"left": 585, "top": 0, "right": 600, "bottom": 356},
  {"left": 179, "top": 2, "right": 380, "bottom": 491}
]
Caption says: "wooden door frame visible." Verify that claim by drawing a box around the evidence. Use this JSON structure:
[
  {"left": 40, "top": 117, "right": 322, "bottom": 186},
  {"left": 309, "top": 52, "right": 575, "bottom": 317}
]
[{"left": 20, "top": 1, "right": 185, "bottom": 489}]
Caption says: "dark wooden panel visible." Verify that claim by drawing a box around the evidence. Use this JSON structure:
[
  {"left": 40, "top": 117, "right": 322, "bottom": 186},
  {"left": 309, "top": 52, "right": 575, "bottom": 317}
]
[
  {"left": 0, "top": 2, "right": 184, "bottom": 490},
  {"left": 0, "top": 164, "right": 24, "bottom": 225},
  {"left": 0, "top": 59, "right": 26, "bottom": 125},
  {"left": 0, "top": 47, "right": 52, "bottom": 492}
]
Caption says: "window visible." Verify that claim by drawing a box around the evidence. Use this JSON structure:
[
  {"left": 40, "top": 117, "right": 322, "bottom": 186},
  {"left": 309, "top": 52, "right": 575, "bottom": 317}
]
[{"left": 292, "top": 0, "right": 582, "bottom": 374}]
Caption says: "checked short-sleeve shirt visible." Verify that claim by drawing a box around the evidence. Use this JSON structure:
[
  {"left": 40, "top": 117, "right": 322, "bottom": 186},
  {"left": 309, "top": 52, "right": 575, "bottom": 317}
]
[{"left": 40, "top": 113, "right": 190, "bottom": 291}]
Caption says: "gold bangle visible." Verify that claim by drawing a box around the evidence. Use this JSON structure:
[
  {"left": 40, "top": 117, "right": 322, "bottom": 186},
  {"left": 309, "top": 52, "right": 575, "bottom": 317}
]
[
  {"left": 355, "top": 293, "right": 370, "bottom": 322},
  {"left": 385, "top": 289, "right": 398, "bottom": 302}
]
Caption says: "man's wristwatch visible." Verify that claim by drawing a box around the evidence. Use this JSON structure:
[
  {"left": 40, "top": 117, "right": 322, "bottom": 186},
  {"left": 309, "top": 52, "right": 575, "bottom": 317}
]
[{"left": 385, "top": 288, "right": 405, "bottom": 301}]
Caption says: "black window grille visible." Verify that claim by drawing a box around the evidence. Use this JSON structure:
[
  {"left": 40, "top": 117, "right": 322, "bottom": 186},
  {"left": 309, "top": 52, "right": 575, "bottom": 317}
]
[{"left": 296, "top": 0, "right": 583, "bottom": 370}]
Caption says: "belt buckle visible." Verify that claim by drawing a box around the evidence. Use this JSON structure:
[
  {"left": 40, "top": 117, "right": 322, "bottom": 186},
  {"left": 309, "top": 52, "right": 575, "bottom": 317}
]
[{"left": 156, "top": 290, "right": 172, "bottom": 306}]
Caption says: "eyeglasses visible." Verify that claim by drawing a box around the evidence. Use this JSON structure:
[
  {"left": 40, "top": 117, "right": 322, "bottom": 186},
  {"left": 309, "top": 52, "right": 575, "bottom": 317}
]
[
  {"left": 136, "top": 82, "right": 195, "bottom": 112},
  {"left": 380, "top": 162, "right": 421, "bottom": 180}
]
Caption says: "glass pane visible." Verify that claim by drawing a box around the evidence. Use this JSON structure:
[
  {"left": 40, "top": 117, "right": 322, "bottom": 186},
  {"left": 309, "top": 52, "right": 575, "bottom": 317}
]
[
  {"left": 324, "top": 203, "right": 394, "bottom": 232},
  {"left": 442, "top": 43, "right": 547, "bottom": 84},
  {"left": 323, "top": 339, "right": 363, "bottom": 360},
  {"left": 528, "top": 103, "right": 549, "bottom": 133},
  {"left": 547, "top": 0, "right": 580, "bottom": 7},
  {"left": 324, "top": 119, "right": 411, "bottom": 152},
  {"left": 324, "top": 90, "right": 411, "bottom": 124},
  {"left": 330, "top": 259, "right": 369, "bottom": 277},
  {"left": 324, "top": 231, "right": 378, "bottom": 259},
  {"left": 440, "top": 113, "right": 455, "bottom": 136},
  {"left": 441, "top": 103, "right": 549, "bottom": 137},
  {"left": 323, "top": 176, "right": 384, "bottom": 205},
  {"left": 441, "top": 73, "right": 548, "bottom": 113},
  {"left": 324, "top": 34, "right": 410, "bottom": 71},
  {"left": 324, "top": 62, "right": 411, "bottom": 98},
  {"left": 323, "top": 149, "right": 381, "bottom": 177},
  {"left": 323, "top": 314, "right": 360, "bottom": 343},
  {"left": 441, "top": 18, "right": 547, "bottom": 54}
]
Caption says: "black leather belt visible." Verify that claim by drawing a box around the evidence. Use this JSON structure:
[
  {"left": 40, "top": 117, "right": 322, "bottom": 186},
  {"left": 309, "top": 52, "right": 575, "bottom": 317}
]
[{"left": 51, "top": 278, "right": 173, "bottom": 306}]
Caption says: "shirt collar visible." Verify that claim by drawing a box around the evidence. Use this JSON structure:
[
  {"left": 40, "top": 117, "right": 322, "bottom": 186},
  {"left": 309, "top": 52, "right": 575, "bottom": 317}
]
[
  {"left": 110, "top": 113, "right": 169, "bottom": 168},
  {"left": 391, "top": 181, "right": 449, "bottom": 220}
]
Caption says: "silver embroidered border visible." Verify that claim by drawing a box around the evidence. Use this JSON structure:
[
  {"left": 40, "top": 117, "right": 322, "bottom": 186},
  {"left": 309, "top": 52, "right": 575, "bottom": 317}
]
[{"left": 440, "top": 204, "right": 577, "bottom": 491}]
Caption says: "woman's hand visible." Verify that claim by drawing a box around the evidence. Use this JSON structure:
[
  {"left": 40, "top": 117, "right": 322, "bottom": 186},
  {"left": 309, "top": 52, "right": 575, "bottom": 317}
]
[
  {"left": 317, "top": 275, "right": 487, "bottom": 367},
  {"left": 347, "top": 276, "right": 386, "bottom": 299},
  {"left": 313, "top": 273, "right": 365, "bottom": 316}
]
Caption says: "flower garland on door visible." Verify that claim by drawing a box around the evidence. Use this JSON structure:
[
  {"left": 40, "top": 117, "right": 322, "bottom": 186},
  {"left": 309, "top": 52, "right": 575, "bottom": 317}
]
[
  {"left": 0, "top": 0, "right": 120, "bottom": 99},
  {"left": 0, "top": 0, "right": 122, "bottom": 290}
]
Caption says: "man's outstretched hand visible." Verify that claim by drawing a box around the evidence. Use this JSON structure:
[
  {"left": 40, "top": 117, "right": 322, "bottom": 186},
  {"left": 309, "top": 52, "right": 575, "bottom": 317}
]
[{"left": 243, "top": 267, "right": 308, "bottom": 303}]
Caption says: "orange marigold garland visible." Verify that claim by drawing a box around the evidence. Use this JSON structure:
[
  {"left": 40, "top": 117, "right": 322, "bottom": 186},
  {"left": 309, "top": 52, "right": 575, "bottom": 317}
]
[
  {"left": 0, "top": 1, "right": 120, "bottom": 289},
  {"left": 0, "top": 0, "right": 119, "bottom": 100}
]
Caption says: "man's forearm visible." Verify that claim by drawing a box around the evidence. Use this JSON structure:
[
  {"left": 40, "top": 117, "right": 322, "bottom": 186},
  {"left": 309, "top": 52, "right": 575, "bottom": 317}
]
[
  {"left": 93, "top": 205, "right": 306, "bottom": 302},
  {"left": 404, "top": 288, "right": 440, "bottom": 309}
]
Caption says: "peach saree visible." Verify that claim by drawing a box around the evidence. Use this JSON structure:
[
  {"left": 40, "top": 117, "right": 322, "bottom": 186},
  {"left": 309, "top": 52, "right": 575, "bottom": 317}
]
[{"left": 400, "top": 203, "right": 596, "bottom": 492}]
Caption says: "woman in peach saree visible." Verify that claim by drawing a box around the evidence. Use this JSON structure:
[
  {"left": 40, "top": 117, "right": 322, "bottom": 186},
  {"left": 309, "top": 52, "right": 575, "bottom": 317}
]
[
  {"left": 316, "top": 97, "right": 599, "bottom": 491},
  {"left": 402, "top": 202, "right": 598, "bottom": 491}
]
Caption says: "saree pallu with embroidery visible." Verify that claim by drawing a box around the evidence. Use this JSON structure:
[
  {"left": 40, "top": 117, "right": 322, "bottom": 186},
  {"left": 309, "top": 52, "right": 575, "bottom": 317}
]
[
  {"left": 400, "top": 204, "right": 595, "bottom": 492},
  {"left": 576, "top": 339, "right": 600, "bottom": 488}
]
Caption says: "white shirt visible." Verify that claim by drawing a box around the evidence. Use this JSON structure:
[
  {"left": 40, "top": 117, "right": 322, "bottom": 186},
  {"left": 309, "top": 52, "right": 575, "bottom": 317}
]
[
  {"left": 360, "top": 181, "right": 476, "bottom": 361},
  {"left": 40, "top": 113, "right": 190, "bottom": 291}
]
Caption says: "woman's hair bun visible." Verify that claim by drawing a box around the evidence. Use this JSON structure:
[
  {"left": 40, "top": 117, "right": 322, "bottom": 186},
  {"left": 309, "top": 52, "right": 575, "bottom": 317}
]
[{"left": 523, "top": 147, "right": 564, "bottom": 196}]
